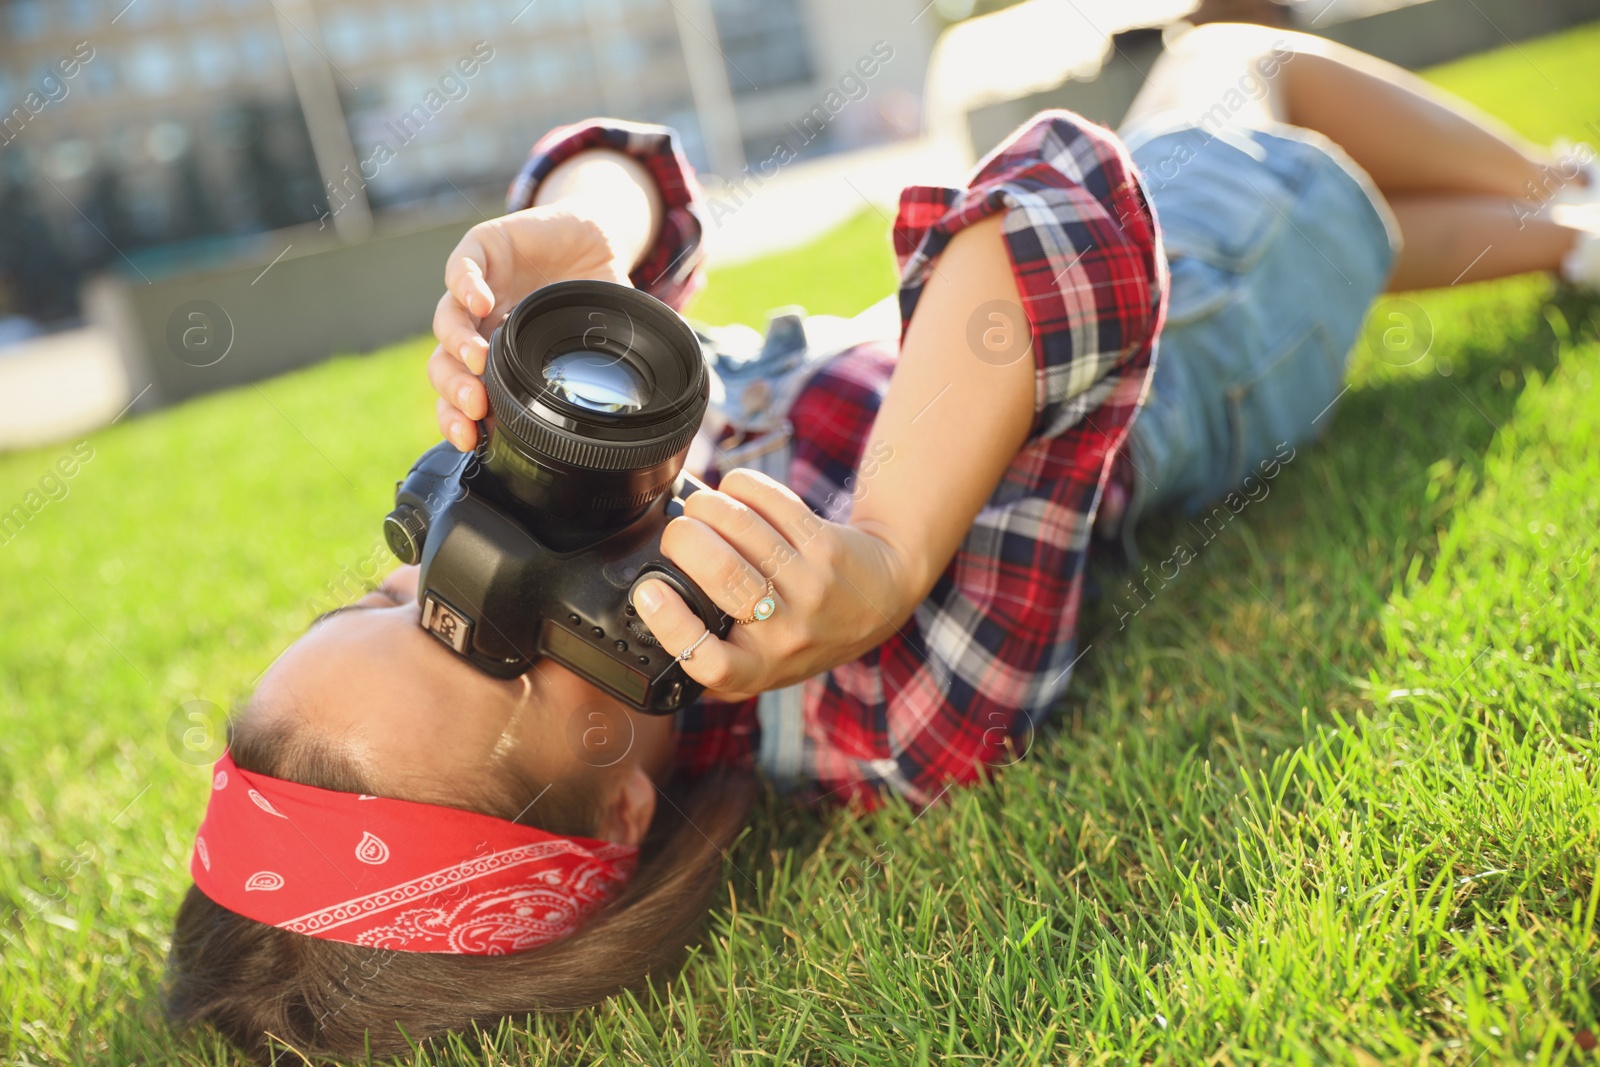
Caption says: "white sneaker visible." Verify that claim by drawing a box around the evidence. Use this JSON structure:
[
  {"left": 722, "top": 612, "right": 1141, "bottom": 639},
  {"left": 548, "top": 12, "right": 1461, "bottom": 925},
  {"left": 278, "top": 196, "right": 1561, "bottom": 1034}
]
[
  {"left": 1560, "top": 226, "right": 1600, "bottom": 289},
  {"left": 1550, "top": 140, "right": 1600, "bottom": 207}
]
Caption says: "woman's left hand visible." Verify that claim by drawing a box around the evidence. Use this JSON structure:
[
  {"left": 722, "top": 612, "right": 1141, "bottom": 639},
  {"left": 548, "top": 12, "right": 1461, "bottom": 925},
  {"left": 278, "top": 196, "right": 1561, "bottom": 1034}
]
[{"left": 630, "top": 468, "right": 909, "bottom": 702}]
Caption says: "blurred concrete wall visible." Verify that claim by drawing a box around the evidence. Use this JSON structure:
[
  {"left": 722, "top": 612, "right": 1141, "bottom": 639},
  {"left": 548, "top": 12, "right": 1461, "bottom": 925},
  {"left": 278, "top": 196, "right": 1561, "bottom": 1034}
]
[{"left": 85, "top": 217, "right": 470, "bottom": 413}]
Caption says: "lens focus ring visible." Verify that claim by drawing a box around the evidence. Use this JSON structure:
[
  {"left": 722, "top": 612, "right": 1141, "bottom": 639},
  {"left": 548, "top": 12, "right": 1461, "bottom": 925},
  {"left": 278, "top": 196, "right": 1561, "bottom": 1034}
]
[{"left": 483, "top": 360, "right": 701, "bottom": 471}]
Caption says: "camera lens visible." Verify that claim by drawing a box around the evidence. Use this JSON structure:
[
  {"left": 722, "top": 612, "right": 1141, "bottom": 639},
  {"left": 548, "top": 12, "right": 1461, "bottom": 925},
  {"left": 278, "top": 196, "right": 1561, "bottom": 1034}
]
[
  {"left": 542, "top": 351, "right": 647, "bottom": 414},
  {"left": 480, "top": 281, "right": 707, "bottom": 551}
]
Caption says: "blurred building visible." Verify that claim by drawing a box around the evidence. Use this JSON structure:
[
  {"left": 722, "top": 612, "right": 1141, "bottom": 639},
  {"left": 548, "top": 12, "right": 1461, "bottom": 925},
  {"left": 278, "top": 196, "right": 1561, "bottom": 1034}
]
[{"left": 0, "top": 0, "right": 934, "bottom": 328}]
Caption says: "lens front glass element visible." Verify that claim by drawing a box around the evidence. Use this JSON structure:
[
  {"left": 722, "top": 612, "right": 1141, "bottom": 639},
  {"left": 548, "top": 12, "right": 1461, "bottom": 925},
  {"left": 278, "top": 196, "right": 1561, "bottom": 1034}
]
[{"left": 541, "top": 350, "right": 647, "bottom": 414}]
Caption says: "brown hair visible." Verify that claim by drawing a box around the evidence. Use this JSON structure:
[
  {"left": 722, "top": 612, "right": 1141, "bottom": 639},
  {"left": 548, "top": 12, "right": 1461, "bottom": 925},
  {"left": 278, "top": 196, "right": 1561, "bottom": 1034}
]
[{"left": 165, "top": 719, "right": 755, "bottom": 1063}]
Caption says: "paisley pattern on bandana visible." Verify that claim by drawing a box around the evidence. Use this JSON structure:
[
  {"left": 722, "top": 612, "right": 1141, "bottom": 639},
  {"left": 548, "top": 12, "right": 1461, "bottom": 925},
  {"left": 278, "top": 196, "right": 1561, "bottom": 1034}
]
[{"left": 188, "top": 753, "right": 636, "bottom": 955}]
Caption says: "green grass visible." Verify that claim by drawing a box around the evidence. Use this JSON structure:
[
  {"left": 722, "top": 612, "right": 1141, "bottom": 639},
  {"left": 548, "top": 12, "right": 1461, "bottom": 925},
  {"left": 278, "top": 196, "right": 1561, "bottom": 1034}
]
[
  {"left": 5, "top": 22, "right": 1600, "bottom": 1066},
  {"left": 686, "top": 208, "right": 901, "bottom": 329}
]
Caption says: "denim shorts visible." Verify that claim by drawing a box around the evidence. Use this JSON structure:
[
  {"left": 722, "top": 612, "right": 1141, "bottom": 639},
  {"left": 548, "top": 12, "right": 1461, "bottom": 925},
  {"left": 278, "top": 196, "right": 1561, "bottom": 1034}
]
[{"left": 1119, "top": 117, "right": 1400, "bottom": 537}]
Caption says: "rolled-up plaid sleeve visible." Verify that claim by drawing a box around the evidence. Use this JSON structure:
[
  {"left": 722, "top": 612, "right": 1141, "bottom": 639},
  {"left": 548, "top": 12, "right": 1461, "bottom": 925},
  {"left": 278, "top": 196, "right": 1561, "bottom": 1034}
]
[
  {"left": 788, "top": 111, "right": 1168, "bottom": 808},
  {"left": 895, "top": 111, "right": 1166, "bottom": 443},
  {"left": 506, "top": 119, "right": 708, "bottom": 311}
]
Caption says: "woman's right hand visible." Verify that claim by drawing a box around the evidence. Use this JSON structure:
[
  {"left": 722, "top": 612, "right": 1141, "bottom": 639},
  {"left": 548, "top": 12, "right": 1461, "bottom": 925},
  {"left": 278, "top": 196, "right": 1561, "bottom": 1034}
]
[{"left": 428, "top": 205, "right": 634, "bottom": 451}]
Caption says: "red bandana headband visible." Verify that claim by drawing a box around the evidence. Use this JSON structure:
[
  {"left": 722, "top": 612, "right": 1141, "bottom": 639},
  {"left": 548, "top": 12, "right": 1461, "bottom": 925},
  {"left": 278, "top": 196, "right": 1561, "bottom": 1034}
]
[{"left": 189, "top": 752, "right": 637, "bottom": 955}]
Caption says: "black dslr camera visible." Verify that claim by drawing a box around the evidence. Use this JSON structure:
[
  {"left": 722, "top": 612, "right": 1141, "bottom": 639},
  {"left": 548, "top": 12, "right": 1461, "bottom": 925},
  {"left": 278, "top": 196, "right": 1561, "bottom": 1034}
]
[{"left": 383, "top": 280, "right": 730, "bottom": 715}]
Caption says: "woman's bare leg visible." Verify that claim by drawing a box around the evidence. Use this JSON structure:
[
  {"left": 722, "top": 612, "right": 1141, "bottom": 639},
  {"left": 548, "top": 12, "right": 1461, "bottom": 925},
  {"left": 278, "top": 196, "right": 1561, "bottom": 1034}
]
[
  {"left": 1280, "top": 46, "right": 1558, "bottom": 199},
  {"left": 1385, "top": 195, "right": 1585, "bottom": 290},
  {"left": 1100, "top": 26, "right": 1592, "bottom": 534},
  {"left": 1275, "top": 40, "right": 1591, "bottom": 288},
  {"left": 1122, "top": 23, "right": 1592, "bottom": 290}
]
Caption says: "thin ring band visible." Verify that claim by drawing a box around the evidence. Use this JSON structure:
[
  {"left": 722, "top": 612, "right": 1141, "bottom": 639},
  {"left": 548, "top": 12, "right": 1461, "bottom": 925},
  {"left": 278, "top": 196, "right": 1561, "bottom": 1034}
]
[
  {"left": 679, "top": 628, "right": 713, "bottom": 662},
  {"left": 736, "top": 579, "right": 778, "bottom": 626}
]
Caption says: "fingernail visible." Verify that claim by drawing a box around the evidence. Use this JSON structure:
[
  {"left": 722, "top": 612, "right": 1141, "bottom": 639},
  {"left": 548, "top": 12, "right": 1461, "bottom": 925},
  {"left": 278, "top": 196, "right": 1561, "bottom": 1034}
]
[
  {"left": 450, "top": 423, "right": 469, "bottom": 449},
  {"left": 458, "top": 343, "right": 474, "bottom": 363},
  {"left": 633, "top": 581, "right": 662, "bottom": 614},
  {"left": 456, "top": 384, "right": 474, "bottom": 409}
]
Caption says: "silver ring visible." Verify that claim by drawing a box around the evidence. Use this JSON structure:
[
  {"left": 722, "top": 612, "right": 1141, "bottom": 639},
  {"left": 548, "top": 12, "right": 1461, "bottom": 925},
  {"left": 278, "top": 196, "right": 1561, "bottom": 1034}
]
[{"left": 678, "top": 628, "right": 713, "bottom": 662}]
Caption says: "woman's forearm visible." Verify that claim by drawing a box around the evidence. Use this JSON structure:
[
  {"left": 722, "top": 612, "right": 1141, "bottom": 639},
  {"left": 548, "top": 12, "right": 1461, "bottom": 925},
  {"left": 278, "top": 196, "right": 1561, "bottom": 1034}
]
[
  {"left": 846, "top": 214, "right": 1038, "bottom": 635},
  {"left": 532, "top": 149, "right": 663, "bottom": 273}
]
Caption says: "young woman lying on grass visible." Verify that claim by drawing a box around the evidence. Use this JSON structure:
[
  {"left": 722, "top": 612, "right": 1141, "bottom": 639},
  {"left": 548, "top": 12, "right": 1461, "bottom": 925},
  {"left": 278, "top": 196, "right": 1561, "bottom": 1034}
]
[{"left": 167, "top": 22, "right": 1600, "bottom": 1061}]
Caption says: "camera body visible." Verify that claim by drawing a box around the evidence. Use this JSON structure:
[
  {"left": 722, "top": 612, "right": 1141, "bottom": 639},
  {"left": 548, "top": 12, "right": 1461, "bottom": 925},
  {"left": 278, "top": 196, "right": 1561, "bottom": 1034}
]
[
  {"left": 387, "top": 443, "right": 727, "bottom": 712},
  {"left": 383, "top": 280, "right": 730, "bottom": 715}
]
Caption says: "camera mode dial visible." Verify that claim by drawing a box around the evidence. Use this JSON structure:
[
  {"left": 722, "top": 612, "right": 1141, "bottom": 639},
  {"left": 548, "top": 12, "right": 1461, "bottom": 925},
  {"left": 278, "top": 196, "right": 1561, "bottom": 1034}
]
[{"left": 384, "top": 503, "right": 430, "bottom": 565}]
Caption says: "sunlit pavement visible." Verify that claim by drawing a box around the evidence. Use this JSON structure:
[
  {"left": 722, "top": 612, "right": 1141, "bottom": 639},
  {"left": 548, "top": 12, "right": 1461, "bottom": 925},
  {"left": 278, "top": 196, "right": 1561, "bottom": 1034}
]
[{"left": 0, "top": 328, "right": 129, "bottom": 450}]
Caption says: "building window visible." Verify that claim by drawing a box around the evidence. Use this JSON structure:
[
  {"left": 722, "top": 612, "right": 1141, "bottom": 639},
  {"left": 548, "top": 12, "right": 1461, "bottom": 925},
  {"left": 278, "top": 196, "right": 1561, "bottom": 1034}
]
[
  {"left": 126, "top": 40, "right": 182, "bottom": 97},
  {"left": 470, "top": 0, "right": 502, "bottom": 34},
  {"left": 66, "top": 0, "right": 101, "bottom": 31},
  {"left": 237, "top": 25, "right": 283, "bottom": 79},
  {"left": 85, "top": 53, "right": 118, "bottom": 95},
  {"left": 322, "top": 9, "right": 370, "bottom": 65},
  {"left": 9, "top": 0, "right": 51, "bottom": 41},
  {"left": 426, "top": 1, "right": 455, "bottom": 40},
  {"left": 190, "top": 32, "right": 236, "bottom": 89},
  {"left": 382, "top": 8, "right": 419, "bottom": 55},
  {"left": 709, "top": 0, "right": 813, "bottom": 95},
  {"left": 119, "top": 0, "right": 161, "bottom": 27}
]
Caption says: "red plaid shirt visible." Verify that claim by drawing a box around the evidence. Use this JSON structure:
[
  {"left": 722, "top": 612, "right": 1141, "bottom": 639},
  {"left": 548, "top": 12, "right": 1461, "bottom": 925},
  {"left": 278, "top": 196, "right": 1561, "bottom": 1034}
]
[{"left": 511, "top": 115, "right": 1167, "bottom": 807}]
